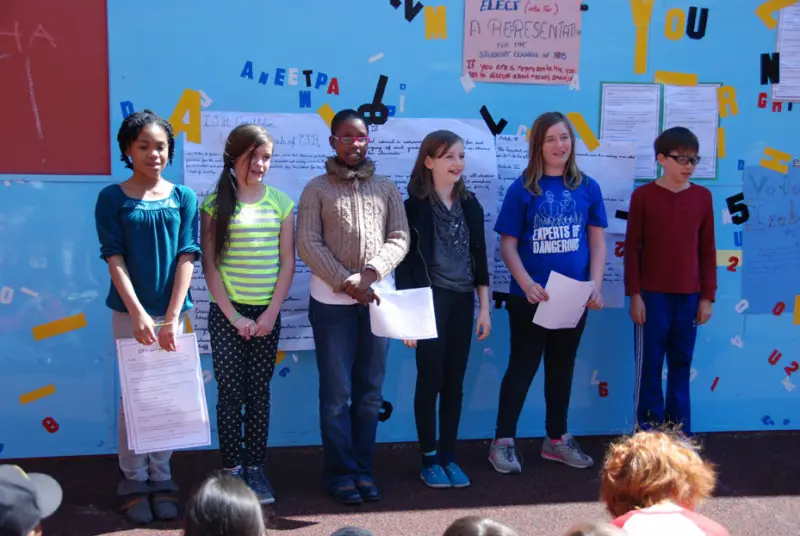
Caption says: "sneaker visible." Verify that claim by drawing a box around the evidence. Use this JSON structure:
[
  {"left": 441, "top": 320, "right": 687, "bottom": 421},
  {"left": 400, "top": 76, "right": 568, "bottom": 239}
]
[
  {"left": 442, "top": 463, "right": 471, "bottom": 488},
  {"left": 488, "top": 438, "right": 522, "bottom": 474},
  {"left": 540, "top": 433, "right": 594, "bottom": 469},
  {"left": 420, "top": 464, "right": 451, "bottom": 488},
  {"left": 245, "top": 466, "right": 276, "bottom": 504}
]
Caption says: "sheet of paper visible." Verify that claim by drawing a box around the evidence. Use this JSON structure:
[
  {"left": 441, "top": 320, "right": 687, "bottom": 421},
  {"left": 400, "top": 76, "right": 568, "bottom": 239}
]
[
  {"left": 369, "top": 117, "right": 498, "bottom": 296},
  {"left": 662, "top": 84, "right": 720, "bottom": 179},
  {"left": 773, "top": 5, "right": 800, "bottom": 101},
  {"left": 603, "top": 232, "right": 626, "bottom": 309},
  {"left": 600, "top": 84, "right": 661, "bottom": 179},
  {"left": 462, "top": 0, "right": 582, "bottom": 85},
  {"left": 369, "top": 287, "right": 438, "bottom": 340},
  {"left": 574, "top": 139, "right": 637, "bottom": 235},
  {"left": 117, "top": 333, "right": 211, "bottom": 455},
  {"left": 532, "top": 271, "right": 594, "bottom": 329},
  {"left": 493, "top": 135, "right": 530, "bottom": 294},
  {"left": 742, "top": 165, "right": 800, "bottom": 314}
]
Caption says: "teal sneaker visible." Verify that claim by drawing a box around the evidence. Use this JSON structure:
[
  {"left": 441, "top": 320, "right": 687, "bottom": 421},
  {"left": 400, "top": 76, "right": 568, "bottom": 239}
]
[
  {"left": 420, "top": 464, "right": 451, "bottom": 488},
  {"left": 443, "top": 463, "right": 471, "bottom": 488}
]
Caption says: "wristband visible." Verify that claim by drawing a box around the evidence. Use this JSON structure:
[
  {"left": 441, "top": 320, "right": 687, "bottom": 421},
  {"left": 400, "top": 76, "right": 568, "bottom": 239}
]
[{"left": 229, "top": 312, "right": 242, "bottom": 324}]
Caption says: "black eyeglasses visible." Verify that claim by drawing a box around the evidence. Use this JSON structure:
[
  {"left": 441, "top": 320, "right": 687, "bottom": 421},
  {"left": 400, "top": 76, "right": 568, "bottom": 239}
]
[
  {"left": 666, "top": 154, "right": 701, "bottom": 166},
  {"left": 333, "top": 136, "right": 370, "bottom": 145}
]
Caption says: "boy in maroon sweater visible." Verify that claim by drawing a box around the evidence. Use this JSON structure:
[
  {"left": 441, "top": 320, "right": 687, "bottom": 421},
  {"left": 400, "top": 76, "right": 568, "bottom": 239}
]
[{"left": 624, "top": 126, "right": 717, "bottom": 437}]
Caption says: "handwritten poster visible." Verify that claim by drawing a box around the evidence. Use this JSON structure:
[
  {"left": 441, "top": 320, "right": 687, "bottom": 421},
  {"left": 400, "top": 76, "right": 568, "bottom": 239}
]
[
  {"left": 573, "top": 139, "right": 637, "bottom": 235},
  {"left": 492, "top": 135, "right": 630, "bottom": 308},
  {"left": 184, "top": 113, "right": 499, "bottom": 352},
  {"left": 463, "top": 0, "right": 583, "bottom": 85},
  {"left": 184, "top": 112, "right": 330, "bottom": 352},
  {"left": 742, "top": 166, "right": 800, "bottom": 314}
]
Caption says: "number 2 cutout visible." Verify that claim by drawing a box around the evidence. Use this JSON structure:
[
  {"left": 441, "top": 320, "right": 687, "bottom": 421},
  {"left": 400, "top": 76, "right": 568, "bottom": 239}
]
[
  {"left": 727, "top": 256, "right": 739, "bottom": 272},
  {"left": 785, "top": 361, "right": 799, "bottom": 376},
  {"left": 614, "top": 242, "right": 624, "bottom": 257}
]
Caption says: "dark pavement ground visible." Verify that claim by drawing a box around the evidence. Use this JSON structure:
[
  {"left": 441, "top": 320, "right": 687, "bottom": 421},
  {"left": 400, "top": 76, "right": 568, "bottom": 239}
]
[{"left": 8, "top": 432, "right": 800, "bottom": 536}]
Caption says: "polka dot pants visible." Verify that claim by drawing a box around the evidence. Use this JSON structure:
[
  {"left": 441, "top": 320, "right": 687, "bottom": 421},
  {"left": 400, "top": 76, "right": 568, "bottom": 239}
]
[{"left": 209, "top": 302, "right": 280, "bottom": 468}]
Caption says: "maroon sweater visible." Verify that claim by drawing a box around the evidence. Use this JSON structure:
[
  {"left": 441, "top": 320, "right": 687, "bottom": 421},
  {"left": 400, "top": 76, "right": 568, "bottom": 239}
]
[{"left": 624, "top": 181, "right": 717, "bottom": 302}]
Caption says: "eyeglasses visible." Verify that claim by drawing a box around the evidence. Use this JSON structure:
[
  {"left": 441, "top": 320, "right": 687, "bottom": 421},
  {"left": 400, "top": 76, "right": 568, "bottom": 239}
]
[
  {"left": 333, "top": 136, "right": 370, "bottom": 145},
  {"left": 666, "top": 154, "right": 701, "bottom": 166}
]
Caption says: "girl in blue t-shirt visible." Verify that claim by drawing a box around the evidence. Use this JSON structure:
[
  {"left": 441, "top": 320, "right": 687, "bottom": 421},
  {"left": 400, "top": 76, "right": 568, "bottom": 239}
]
[
  {"left": 489, "top": 111, "right": 608, "bottom": 475},
  {"left": 95, "top": 110, "right": 202, "bottom": 525}
]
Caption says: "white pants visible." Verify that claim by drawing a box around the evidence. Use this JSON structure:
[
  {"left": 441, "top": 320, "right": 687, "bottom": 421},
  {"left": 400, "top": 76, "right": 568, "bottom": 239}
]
[{"left": 113, "top": 311, "right": 186, "bottom": 482}]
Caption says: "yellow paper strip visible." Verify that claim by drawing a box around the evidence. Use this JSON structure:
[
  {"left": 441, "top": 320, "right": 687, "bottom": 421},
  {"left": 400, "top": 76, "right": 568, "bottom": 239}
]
[
  {"left": 32, "top": 313, "right": 87, "bottom": 341},
  {"left": 19, "top": 384, "right": 56, "bottom": 405},
  {"left": 760, "top": 147, "right": 792, "bottom": 174},
  {"left": 424, "top": 5, "right": 447, "bottom": 40},
  {"left": 631, "top": 0, "right": 655, "bottom": 74},
  {"left": 317, "top": 104, "right": 336, "bottom": 128},
  {"left": 654, "top": 71, "right": 698, "bottom": 86},
  {"left": 276, "top": 350, "right": 287, "bottom": 365},
  {"left": 185, "top": 313, "right": 193, "bottom": 334},
  {"left": 717, "top": 250, "right": 743, "bottom": 267},
  {"left": 566, "top": 112, "right": 600, "bottom": 151},
  {"left": 756, "top": 0, "right": 797, "bottom": 30},
  {"left": 717, "top": 127, "right": 726, "bottom": 158},
  {"left": 794, "top": 295, "right": 800, "bottom": 325}
]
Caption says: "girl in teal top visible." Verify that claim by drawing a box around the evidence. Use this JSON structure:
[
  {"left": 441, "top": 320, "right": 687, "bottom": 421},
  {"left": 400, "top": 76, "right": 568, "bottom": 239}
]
[
  {"left": 200, "top": 124, "right": 296, "bottom": 505},
  {"left": 95, "top": 109, "right": 201, "bottom": 525}
]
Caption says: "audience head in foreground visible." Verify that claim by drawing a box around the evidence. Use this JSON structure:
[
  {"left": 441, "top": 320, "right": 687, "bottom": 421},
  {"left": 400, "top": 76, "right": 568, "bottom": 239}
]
[
  {"left": 329, "top": 528, "right": 376, "bottom": 536},
  {"left": 184, "top": 472, "right": 266, "bottom": 536},
  {"left": 443, "top": 516, "right": 520, "bottom": 536},
  {"left": 0, "top": 465, "right": 63, "bottom": 536},
  {"left": 600, "top": 430, "right": 729, "bottom": 535}
]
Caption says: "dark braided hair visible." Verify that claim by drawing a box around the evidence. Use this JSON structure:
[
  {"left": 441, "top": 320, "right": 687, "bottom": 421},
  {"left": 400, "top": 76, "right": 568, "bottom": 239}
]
[
  {"left": 212, "top": 124, "right": 273, "bottom": 265},
  {"left": 116, "top": 109, "right": 176, "bottom": 170}
]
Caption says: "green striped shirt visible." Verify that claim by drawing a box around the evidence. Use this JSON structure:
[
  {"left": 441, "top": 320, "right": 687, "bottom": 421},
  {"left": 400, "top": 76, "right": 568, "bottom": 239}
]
[{"left": 201, "top": 186, "right": 294, "bottom": 305}]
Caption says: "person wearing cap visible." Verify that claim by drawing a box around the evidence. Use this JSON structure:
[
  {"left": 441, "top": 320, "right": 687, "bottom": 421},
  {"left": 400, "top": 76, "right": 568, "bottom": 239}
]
[{"left": 0, "top": 465, "right": 63, "bottom": 536}]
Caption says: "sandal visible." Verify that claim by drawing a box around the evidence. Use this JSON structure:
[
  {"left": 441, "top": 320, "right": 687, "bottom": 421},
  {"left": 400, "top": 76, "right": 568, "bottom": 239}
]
[
  {"left": 117, "top": 479, "right": 153, "bottom": 524},
  {"left": 149, "top": 479, "right": 180, "bottom": 520}
]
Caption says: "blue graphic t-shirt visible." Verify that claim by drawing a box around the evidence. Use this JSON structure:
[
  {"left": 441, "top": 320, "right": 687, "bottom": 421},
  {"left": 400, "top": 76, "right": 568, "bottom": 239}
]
[{"left": 494, "top": 174, "right": 608, "bottom": 297}]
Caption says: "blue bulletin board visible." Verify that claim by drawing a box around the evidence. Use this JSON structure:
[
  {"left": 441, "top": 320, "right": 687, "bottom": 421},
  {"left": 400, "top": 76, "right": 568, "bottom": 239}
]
[{"left": 1, "top": 0, "right": 799, "bottom": 460}]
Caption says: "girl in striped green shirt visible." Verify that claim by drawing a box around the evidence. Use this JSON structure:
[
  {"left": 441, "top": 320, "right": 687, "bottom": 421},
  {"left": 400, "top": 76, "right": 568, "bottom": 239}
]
[{"left": 200, "top": 124, "right": 295, "bottom": 505}]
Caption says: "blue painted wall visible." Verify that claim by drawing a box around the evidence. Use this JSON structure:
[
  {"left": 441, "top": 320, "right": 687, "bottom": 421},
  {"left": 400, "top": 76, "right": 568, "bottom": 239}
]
[{"left": 1, "top": 0, "right": 798, "bottom": 460}]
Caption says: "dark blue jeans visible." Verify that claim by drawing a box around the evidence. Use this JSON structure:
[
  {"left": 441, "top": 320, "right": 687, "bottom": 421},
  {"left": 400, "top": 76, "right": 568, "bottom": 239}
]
[
  {"left": 308, "top": 297, "right": 388, "bottom": 491},
  {"left": 634, "top": 291, "right": 700, "bottom": 436}
]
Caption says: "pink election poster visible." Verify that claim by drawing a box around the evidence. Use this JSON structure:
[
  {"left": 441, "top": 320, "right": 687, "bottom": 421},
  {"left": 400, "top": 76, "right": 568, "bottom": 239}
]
[{"left": 463, "top": 1, "right": 583, "bottom": 85}]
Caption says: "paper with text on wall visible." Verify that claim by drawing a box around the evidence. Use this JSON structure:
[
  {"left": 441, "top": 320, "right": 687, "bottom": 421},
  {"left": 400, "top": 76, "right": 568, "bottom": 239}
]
[
  {"left": 532, "top": 271, "right": 594, "bottom": 330},
  {"left": 116, "top": 333, "right": 211, "bottom": 455},
  {"left": 369, "top": 286, "right": 438, "bottom": 340}
]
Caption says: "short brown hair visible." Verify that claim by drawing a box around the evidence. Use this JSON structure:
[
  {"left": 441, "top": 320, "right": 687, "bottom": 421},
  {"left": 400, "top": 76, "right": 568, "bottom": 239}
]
[
  {"left": 442, "top": 516, "right": 519, "bottom": 536},
  {"left": 599, "top": 430, "right": 717, "bottom": 518},
  {"left": 408, "top": 130, "right": 467, "bottom": 201}
]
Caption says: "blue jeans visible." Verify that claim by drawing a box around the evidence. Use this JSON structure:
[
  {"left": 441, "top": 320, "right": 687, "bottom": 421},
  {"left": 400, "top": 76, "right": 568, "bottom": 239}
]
[
  {"left": 634, "top": 291, "right": 700, "bottom": 436},
  {"left": 308, "top": 297, "right": 388, "bottom": 490}
]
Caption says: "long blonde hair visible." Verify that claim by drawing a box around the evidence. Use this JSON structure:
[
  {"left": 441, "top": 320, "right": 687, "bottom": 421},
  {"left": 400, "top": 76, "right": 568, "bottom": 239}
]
[{"left": 523, "top": 111, "right": 583, "bottom": 195}]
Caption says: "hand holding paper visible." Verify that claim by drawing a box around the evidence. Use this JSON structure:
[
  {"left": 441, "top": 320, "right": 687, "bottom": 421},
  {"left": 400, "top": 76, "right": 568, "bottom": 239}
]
[
  {"left": 369, "top": 287, "right": 438, "bottom": 340},
  {"left": 532, "top": 271, "right": 594, "bottom": 329}
]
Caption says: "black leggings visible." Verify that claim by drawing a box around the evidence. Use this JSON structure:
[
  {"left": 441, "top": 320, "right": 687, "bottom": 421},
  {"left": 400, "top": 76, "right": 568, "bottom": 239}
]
[
  {"left": 495, "top": 294, "right": 587, "bottom": 440},
  {"left": 209, "top": 302, "right": 280, "bottom": 468},
  {"left": 414, "top": 287, "right": 475, "bottom": 466}
]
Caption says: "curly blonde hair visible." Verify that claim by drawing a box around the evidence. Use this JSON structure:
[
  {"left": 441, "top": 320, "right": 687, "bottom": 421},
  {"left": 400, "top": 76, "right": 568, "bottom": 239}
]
[{"left": 599, "top": 430, "right": 717, "bottom": 518}]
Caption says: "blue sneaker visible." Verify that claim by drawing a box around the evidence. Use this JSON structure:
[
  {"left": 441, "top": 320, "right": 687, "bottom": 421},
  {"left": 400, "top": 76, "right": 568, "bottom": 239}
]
[
  {"left": 443, "top": 463, "right": 471, "bottom": 488},
  {"left": 420, "top": 464, "right": 451, "bottom": 488},
  {"left": 245, "top": 466, "right": 276, "bottom": 504}
]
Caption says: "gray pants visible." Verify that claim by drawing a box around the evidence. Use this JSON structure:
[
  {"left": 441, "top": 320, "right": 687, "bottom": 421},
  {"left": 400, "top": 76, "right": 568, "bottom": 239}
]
[{"left": 113, "top": 311, "right": 186, "bottom": 482}]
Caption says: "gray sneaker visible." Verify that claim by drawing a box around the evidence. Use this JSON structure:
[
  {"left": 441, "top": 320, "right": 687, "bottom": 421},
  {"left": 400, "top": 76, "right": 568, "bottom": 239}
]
[
  {"left": 245, "top": 466, "right": 276, "bottom": 504},
  {"left": 488, "top": 437, "right": 522, "bottom": 474},
  {"left": 541, "top": 433, "right": 594, "bottom": 469}
]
